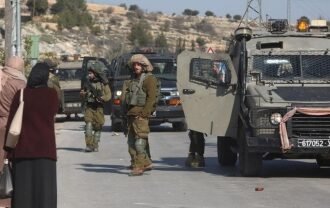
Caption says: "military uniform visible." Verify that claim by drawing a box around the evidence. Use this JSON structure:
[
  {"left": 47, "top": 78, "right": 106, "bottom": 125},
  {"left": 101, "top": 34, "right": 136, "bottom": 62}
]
[
  {"left": 123, "top": 54, "right": 158, "bottom": 176},
  {"left": 82, "top": 65, "right": 111, "bottom": 152}
]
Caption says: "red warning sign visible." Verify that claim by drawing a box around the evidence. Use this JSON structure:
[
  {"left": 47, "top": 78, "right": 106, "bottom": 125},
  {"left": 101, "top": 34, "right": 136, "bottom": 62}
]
[{"left": 207, "top": 47, "right": 214, "bottom": 54}]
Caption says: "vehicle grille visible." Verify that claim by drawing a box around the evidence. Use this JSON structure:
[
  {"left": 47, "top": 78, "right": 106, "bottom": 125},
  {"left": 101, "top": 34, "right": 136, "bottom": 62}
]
[
  {"left": 63, "top": 89, "right": 81, "bottom": 102},
  {"left": 290, "top": 112, "right": 330, "bottom": 137}
]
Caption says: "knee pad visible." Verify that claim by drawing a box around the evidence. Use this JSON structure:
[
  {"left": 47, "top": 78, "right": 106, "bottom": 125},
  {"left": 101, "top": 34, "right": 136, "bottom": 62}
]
[
  {"left": 85, "top": 122, "right": 93, "bottom": 137},
  {"left": 94, "top": 131, "right": 101, "bottom": 142},
  {"left": 135, "top": 139, "right": 147, "bottom": 154}
]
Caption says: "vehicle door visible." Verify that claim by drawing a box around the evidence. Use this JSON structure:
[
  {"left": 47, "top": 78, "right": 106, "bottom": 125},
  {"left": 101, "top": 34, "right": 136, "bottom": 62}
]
[{"left": 177, "top": 50, "right": 239, "bottom": 137}]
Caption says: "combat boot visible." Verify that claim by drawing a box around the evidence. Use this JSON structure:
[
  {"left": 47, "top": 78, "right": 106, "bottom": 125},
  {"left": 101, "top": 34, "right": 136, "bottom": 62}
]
[
  {"left": 129, "top": 167, "right": 144, "bottom": 176},
  {"left": 144, "top": 163, "right": 153, "bottom": 171},
  {"left": 185, "top": 152, "right": 195, "bottom": 167},
  {"left": 191, "top": 154, "right": 205, "bottom": 168}
]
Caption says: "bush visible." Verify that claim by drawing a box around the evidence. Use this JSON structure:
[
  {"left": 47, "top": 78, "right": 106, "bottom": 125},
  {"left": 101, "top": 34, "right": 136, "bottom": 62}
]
[
  {"left": 26, "top": 0, "right": 48, "bottom": 16},
  {"left": 233, "top": 14, "right": 242, "bottom": 21},
  {"left": 194, "top": 20, "right": 216, "bottom": 36},
  {"left": 128, "top": 20, "right": 153, "bottom": 47},
  {"left": 205, "top": 11, "right": 215, "bottom": 17},
  {"left": 182, "top": 9, "right": 199, "bottom": 16}
]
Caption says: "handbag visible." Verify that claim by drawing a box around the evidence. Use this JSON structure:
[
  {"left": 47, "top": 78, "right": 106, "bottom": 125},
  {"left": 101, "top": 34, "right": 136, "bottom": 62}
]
[
  {"left": 0, "top": 160, "right": 13, "bottom": 198},
  {"left": 6, "top": 89, "right": 24, "bottom": 148}
]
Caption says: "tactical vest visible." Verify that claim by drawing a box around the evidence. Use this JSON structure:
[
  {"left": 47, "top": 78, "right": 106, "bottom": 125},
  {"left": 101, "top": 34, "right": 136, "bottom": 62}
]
[
  {"left": 87, "top": 82, "right": 104, "bottom": 103},
  {"left": 125, "top": 73, "right": 161, "bottom": 107}
]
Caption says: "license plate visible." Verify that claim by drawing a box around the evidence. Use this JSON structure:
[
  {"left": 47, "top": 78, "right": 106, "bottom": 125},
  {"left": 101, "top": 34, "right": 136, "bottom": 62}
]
[{"left": 297, "top": 139, "right": 330, "bottom": 148}]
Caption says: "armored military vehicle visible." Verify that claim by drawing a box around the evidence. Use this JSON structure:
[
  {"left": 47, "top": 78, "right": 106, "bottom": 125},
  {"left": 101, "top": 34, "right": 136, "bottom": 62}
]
[
  {"left": 177, "top": 19, "right": 330, "bottom": 176},
  {"left": 110, "top": 48, "right": 186, "bottom": 132},
  {"left": 57, "top": 61, "right": 83, "bottom": 119}
]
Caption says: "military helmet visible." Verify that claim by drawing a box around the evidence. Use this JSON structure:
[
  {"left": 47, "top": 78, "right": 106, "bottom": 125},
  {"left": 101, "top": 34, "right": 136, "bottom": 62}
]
[
  {"left": 129, "top": 54, "right": 153, "bottom": 72},
  {"left": 88, "top": 61, "right": 108, "bottom": 84},
  {"left": 88, "top": 62, "right": 103, "bottom": 75}
]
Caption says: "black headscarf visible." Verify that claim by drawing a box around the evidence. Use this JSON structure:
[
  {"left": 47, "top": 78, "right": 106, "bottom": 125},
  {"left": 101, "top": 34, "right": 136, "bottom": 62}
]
[{"left": 27, "top": 63, "right": 50, "bottom": 88}]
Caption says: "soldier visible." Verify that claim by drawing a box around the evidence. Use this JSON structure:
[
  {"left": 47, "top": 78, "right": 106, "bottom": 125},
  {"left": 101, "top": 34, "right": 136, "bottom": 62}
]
[
  {"left": 185, "top": 130, "right": 205, "bottom": 168},
  {"left": 123, "top": 54, "right": 158, "bottom": 176},
  {"left": 44, "top": 58, "right": 62, "bottom": 111},
  {"left": 80, "top": 63, "right": 111, "bottom": 152}
]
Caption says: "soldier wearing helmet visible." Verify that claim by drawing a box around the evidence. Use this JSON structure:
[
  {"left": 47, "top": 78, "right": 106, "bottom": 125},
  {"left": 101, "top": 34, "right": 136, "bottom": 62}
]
[
  {"left": 80, "top": 62, "right": 111, "bottom": 152},
  {"left": 122, "top": 54, "right": 158, "bottom": 176}
]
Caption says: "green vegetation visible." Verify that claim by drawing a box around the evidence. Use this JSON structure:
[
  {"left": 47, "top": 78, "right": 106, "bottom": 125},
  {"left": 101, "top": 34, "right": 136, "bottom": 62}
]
[
  {"left": 154, "top": 33, "right": 168, "bottom": 48},
  {"left": 182, "top": 9, "right": 199, "bottom": 16},
  {"left": 26, "top": 0, "right": 48, "bottom": 16},
  {"left": 51, "top": 0, "right": 93, "bottom": 29},
  {"left": 233, "top": 14, "right": 242, "bottom": 21},
  {"left": 196, "top": 37, "right": 206, "bottom": 48},
  {"left": 205, "top": 11, "right": 215, "bottom": 17},
  {"left": 128, "top": 20, "right": 153, "bottom": 47}
]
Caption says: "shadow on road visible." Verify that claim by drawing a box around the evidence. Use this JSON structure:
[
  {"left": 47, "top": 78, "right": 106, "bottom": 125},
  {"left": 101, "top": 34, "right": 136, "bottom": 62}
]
[
  {"left": 103, "top": 124, "right": 184, "bottom": 133},
  {"left": 77, "top": 163, "right": 129, "bottom": 175},
  {"left": 150, "top": 157, "right": 330, "bottom": 178},
  {"left": 57, "top": 147, "right": 85, "bottom": 152}
]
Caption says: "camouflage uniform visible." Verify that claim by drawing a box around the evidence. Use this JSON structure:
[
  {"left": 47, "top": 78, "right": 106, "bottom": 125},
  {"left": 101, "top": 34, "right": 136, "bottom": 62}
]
[
  {"left": 82, "top": 65, "right": 111, "bottom": 152},
  {"left": 123, "top": 54, "right": 158, "bottom": 176}
]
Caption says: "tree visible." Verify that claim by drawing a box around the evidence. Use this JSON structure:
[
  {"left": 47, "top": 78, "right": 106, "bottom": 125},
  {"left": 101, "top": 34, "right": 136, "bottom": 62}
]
[
  {"left": 196, "top": 37, "right": 206, "bottom": 48},
  {"left": 226, "top": 13, "right": 232, "bottom": 19},
  {"left": 154, "top": 33, "right": 168, "bottom": 48},
  {"left": 26, "top": 0, "right": 48, "bottom": 16},
  {"left": 233, "top": 14, "right": 242, "bottom": 21},
  {"left": 128, "top": 4, "right": 139, "bottom": 11},
  {"left": 52, "top": 0, "right": 93, "bottom": 29},
  {"left": 205, "top": 11, "right": 215, "bottom": 17},
  {"left": 182, "top": 9, "right": 199, "bottom": 16},
  {"left": 128, "top": 20, "right": 153, "bottom": 47},
  {"left": 191, "top": 40, "right": 196, "bottom": 51},
  {"left": 176, "top": 37, "right": 186, "bottom": 53}
]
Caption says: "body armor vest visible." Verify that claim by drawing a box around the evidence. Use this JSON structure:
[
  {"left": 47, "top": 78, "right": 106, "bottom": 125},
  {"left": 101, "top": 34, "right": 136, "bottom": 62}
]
[{"left": 125, "top": 78, "right": 147, "bottom": 106}]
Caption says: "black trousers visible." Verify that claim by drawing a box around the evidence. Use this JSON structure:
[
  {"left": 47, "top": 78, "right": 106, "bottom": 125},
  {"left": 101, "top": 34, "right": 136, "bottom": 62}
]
[{"left": 11, "top": 158, "right": 57, "bottom": 208}]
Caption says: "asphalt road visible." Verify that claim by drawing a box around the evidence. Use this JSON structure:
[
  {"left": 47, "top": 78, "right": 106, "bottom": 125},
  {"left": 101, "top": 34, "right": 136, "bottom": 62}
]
[{"left": 56, "top": 116, "right": 330, "bottom": 208}]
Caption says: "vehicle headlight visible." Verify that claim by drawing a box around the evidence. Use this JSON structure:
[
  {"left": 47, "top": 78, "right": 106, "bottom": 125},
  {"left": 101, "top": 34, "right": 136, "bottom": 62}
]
[
  {"left": 270, "top": 113, "right": 282, "bottom": 125},
  {"left": 115, "top": 90, "right": 122, "bottom": 96},
  {"left": 170, "top": 91, "right": 179, "bottom": 96}
]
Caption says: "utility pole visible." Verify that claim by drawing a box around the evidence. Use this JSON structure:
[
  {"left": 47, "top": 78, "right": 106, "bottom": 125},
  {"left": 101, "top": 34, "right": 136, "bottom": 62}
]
[{"left": 4, "top": 0, "right": 21, "bottom": 62}]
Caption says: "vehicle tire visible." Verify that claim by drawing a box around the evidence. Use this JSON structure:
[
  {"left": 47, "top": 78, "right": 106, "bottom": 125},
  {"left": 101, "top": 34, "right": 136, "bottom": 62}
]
[
  {"left": 172, "top": 122, "right": 187, "bottom": 131},
  {"left": 238, "top": 119, "right": 262, "bottom": 177},
  {"left": 316, "top": 156, "right": 330, "bottom": 167},
  {"left": 217, "top": 137, "right": 237, "bottom": 166},
  {"left": 112, "top": 122, "right": 123, "bottom": 132}
]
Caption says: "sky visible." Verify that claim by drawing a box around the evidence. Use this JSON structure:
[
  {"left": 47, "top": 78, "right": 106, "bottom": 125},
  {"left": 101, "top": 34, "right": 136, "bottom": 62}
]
[{"left": 87, "top": 0, "right": 330, "bottom": 23}]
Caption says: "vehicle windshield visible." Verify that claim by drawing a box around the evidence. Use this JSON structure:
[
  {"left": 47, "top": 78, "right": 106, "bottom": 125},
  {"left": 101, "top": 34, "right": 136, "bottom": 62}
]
[
  {"left": 119, "top": 59, "right": 177, "bottom": 80},
  {"left": 252, "top": 54, "right": 330, "bottom": 81},
  {"left": 58, "top": 69, "right": 83, "bottom": 81}
]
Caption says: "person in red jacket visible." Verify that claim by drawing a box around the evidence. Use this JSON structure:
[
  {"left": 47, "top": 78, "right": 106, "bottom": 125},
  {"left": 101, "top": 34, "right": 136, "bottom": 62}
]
[{"left": 5, "top": 62, "right": 59, "bottom": 208}]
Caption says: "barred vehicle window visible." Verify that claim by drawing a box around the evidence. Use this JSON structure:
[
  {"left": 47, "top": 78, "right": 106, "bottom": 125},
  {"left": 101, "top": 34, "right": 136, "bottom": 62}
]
[
  {"left": 252, "top": 54, "right": 330, "bottom": 80},
  {"left": 302, "top": 55, "right": 330, "bottom": 79}
]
